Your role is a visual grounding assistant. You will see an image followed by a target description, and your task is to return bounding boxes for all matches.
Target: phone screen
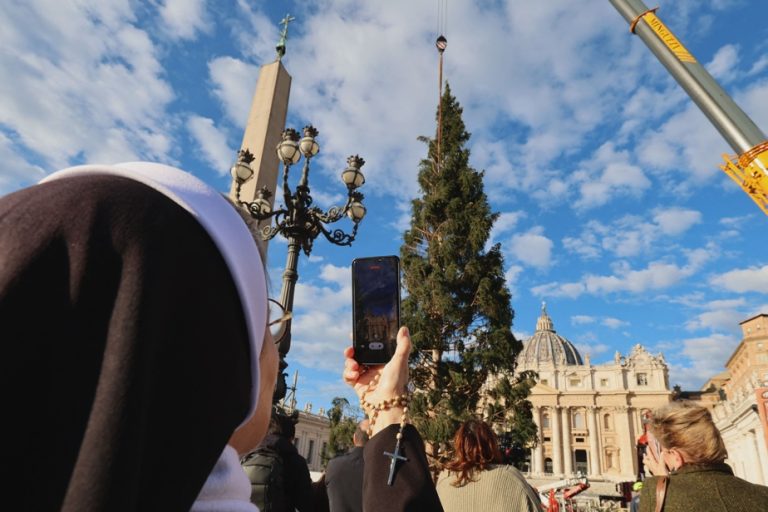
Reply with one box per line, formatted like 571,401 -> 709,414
352,256 -> 400,365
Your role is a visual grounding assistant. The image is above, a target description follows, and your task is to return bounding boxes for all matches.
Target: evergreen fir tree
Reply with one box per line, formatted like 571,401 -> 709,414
400,83 -> 536,467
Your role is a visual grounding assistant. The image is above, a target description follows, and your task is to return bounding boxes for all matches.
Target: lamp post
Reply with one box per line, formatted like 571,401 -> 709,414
231,125 -> 366,402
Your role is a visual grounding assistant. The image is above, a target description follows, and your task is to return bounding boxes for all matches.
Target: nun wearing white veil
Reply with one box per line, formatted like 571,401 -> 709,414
0,163 -> 278,511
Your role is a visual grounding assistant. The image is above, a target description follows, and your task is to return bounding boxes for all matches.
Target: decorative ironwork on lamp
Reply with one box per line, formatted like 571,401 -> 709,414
231,124 -> 366,402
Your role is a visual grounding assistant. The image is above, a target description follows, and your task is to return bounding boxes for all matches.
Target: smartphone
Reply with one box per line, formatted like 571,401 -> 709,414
352,256 -> 401,365
647,431 -> 663,459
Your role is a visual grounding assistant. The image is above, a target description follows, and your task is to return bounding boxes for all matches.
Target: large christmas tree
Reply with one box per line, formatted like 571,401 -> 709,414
400,84 -> 536,467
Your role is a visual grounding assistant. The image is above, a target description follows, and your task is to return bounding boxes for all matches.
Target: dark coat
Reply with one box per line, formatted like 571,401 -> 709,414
326,447 -> 365,512
259,433 -> 315,512
639,462 -> 768,512
362,424 -> 443,512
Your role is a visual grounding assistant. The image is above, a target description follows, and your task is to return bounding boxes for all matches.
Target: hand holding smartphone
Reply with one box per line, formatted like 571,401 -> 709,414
644,432 -> 669,476
352,256 -> 401,365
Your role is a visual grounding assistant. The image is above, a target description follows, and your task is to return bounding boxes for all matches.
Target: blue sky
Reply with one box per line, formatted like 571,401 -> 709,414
2,0 -> 767,413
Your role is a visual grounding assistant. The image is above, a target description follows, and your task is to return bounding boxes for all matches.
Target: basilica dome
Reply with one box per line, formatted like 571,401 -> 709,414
517,304 -> 583,367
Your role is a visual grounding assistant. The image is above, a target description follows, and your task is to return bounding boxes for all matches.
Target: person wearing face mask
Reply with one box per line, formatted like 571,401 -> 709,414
1,163 -> 279,511
640,401 -> 768,512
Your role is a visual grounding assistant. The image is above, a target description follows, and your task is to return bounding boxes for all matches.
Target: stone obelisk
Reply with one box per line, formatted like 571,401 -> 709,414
229,14 -> 294,208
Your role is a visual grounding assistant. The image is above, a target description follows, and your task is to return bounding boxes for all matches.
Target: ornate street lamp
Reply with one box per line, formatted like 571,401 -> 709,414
232,125 -> 366,401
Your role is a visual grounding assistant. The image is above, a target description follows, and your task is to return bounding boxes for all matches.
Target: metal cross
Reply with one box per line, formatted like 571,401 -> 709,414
275,13 -> 295,60
279,13 -> 295,38
383,440 -> 408,486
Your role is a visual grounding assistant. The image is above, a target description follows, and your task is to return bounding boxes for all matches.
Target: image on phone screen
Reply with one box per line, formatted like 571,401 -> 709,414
352,256 -> 400,365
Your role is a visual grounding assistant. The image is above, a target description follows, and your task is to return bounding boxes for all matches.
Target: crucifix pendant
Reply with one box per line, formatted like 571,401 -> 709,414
384,440 -> 408,486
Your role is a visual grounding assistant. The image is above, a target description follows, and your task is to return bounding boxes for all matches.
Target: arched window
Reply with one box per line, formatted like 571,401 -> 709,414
542,413 -> 550,429
604,413 -> 612,430
573,411 -> 585,429
544,457 -> 553,474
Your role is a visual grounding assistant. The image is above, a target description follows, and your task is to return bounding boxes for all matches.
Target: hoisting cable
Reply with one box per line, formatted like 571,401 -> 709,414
435,0 -> 447,173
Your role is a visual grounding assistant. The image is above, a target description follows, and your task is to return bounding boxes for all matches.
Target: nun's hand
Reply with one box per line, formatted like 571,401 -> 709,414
343,326 -> 411,435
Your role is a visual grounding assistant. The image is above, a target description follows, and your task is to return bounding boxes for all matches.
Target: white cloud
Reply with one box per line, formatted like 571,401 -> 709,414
562,207 -> 702,261
289,264 -> 353,371
685,308 -> 744,333
318,264 -> 351,289
705,44 -> 739,82
504,265 -> 524,297
736,79 -> 768,137
710,265 -> 768,293
572,142 -> 651,210
293,266 -> 351,313
669,333 -> 740,388
0,0 -> 175,177
487,210 -> 526,250
0,131 -> 47,194
289,311 -> 352,372
576,343 -> 610,358
507,226 -> 553,268
305,188 -> 345,210
158,0 -> 211,41
602,317 -> 629,329
571,315 -> 595,325
495,211 -> 526,236
187,116 -> 233,174
231,1 -> 281,64
652,208 -> 702,235
514,329 -> 532,342
747,55 -> 768,76
533,247 -> 714,299
255,0 -> 652,209
208,56 -> 261,129
636,104 -> 725,184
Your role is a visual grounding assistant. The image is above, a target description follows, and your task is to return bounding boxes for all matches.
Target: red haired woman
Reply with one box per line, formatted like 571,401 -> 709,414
436,420 -> 541,512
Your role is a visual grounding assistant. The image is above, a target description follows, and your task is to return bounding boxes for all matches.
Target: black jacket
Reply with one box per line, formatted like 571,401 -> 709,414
258,434 -> 315,512
363,425 -> 443,512
326,447 -> 365,512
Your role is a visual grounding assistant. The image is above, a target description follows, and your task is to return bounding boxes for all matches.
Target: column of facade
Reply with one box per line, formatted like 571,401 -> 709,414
756,426 -> 768,486
748,430 -> 766,485
616,406 -> 634,478
587,406 -> 601,477
734,434 -> 747,479
551,406 -> 563,476
561,406 -> 573,475
532,406 -> 544,475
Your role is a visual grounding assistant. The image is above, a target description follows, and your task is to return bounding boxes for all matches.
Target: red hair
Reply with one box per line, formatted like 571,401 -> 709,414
444,419 -> 503,486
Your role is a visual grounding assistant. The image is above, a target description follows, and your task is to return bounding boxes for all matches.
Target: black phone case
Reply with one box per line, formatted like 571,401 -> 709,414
352,255 -> 400,365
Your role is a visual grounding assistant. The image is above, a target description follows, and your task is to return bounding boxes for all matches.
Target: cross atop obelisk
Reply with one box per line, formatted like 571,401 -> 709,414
275,13 -> 295,61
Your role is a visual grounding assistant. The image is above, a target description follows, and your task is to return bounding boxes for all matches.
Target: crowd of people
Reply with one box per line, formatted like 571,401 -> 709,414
3,164 -> 768,511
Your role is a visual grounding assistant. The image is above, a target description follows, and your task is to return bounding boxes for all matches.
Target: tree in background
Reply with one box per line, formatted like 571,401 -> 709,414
324,397 -> 360,465
400,83 -> 536,468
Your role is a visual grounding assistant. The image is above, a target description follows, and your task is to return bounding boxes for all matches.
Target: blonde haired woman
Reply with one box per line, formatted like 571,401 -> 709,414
640,401 -> 768,512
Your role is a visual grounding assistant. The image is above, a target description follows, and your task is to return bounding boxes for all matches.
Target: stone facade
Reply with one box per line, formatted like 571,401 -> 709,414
290,404 -> 331,473
513,305 -> 671,483
708,313 -> 768,485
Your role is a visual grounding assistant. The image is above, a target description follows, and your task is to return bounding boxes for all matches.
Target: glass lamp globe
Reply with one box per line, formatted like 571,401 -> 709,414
299,136 -> 319,158
230,160 -> 254,183
348,201 -> 366,222
277,139 -> 301,165
341,167 -> 365,189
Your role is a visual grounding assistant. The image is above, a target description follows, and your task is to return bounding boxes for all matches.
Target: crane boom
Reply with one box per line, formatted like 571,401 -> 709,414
609,0 -> 768,216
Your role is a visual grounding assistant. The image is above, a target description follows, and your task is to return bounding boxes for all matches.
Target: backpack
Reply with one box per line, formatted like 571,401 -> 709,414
241,446 -> 286,512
